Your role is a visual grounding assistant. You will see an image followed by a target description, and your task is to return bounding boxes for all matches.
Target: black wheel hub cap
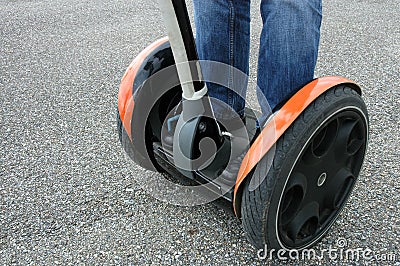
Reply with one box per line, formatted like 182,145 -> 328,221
278,110 -> 367,248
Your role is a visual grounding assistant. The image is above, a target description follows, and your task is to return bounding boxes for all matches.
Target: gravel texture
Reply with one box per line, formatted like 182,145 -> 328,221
1,0 -> 399,265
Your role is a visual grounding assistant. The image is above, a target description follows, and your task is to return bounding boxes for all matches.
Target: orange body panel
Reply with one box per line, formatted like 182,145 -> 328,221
233,76 -> 360,216
118,37 -> 169,139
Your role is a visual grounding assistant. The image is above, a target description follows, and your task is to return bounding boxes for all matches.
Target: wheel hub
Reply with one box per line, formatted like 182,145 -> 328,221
278,109 -> 367,248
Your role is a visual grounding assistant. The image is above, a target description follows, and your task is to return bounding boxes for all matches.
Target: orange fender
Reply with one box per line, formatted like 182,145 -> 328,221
118,37 -> 169,140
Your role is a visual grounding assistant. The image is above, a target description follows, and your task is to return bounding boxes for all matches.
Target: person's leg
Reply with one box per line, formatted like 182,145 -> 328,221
193,0 -> 251,121
257,0 -> 322,122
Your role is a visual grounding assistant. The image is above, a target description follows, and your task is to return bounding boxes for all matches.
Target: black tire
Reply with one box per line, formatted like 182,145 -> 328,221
241,85 -> 369,250
116,85 -> 182,172
117,109 -> 136,162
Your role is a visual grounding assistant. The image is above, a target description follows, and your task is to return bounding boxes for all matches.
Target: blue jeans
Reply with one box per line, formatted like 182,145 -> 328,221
193,0 -> 322,123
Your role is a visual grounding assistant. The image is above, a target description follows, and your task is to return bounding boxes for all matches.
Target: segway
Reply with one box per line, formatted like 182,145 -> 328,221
117,0 -> 369,250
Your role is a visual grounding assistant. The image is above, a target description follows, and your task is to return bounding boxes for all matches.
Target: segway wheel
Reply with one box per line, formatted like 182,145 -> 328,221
241,85 -> 368,250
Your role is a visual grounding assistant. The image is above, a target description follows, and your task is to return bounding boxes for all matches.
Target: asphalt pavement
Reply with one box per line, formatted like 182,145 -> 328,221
1,0 -> 399,265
